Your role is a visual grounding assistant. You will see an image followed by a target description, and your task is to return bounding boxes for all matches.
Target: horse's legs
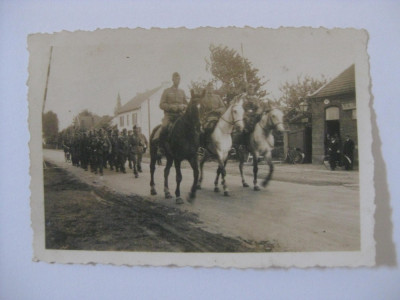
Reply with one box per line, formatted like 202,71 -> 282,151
174,160 -> 184,204
214,166 -> 221,193
253,153 -> 260,191
197,155 -> 206,190
188,157 -> 199,201
220,159 -> 229,196
238,150 -> 249,187
163,157 -> 173,199
132,153 -> 139,178
262,153 -> 274,188
150,149 -> 157,195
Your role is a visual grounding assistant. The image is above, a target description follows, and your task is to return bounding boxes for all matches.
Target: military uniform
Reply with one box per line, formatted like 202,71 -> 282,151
157,73 -> 187,157
110,130 -> 119,171
133,128 -> 148,173
200,93 -> 226,132
117,130 -> 129,173
159,86 -> 188,127
128,132 -> 139,177
79,132 -> 89,171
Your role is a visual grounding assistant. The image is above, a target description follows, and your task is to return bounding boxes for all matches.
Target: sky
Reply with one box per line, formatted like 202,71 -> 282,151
41,28 -> 362,130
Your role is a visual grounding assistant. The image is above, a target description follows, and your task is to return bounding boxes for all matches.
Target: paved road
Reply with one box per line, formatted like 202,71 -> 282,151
43,149 -> 360,252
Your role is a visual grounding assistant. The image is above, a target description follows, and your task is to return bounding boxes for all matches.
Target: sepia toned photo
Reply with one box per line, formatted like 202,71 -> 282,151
29,27 -> 375,268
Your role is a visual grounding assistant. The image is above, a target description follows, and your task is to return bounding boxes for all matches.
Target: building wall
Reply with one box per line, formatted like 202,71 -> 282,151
310,92 -> 358,164
140,96 -> 164,140
112,92 -> 164,140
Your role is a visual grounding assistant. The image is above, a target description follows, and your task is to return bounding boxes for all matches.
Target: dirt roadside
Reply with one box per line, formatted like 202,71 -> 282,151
44,162 -> 276,252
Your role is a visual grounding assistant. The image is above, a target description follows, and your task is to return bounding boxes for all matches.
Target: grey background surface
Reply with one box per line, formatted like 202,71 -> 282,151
0,0 -> 399,299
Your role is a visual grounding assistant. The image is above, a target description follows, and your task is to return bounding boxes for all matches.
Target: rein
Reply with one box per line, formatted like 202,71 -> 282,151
258,111 -> 283,132
219,104 -> 243,134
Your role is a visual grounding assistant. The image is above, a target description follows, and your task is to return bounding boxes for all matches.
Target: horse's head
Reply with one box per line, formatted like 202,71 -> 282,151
183,89 -> 205,129
189,89 -> 205,108
261,108 -> 285,132
229,97 -> 245,131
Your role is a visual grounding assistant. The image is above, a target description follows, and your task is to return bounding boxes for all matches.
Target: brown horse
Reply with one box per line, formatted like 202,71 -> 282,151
149,90 -> 203,204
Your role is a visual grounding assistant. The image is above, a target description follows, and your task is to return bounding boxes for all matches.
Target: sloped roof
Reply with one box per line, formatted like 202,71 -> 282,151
309,64 -> 355,98
117,85 -> 163,114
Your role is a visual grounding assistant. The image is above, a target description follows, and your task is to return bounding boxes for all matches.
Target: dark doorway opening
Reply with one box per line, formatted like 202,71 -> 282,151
325,120 -> 340,152
304,126 -> 312,163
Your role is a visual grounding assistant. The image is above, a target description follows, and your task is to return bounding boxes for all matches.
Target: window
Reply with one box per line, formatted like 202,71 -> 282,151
126,114 -> 129,126
120,116 -> 124,127
325,106 -> 339,120
132,113 -> 137,125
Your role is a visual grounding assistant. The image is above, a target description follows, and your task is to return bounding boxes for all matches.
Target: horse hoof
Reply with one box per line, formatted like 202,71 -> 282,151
165,192 -> 173,199
151,189 -> 157,196
243,182 -> 249,188
187,193 -> 196,203
214,187 -> 220,193
196,184 -> 201,190
254,185 -> 260,191
135,174 -> 139,178
176,197 -> 184,205
261,181 -> 269,188
223,191 -> 229,196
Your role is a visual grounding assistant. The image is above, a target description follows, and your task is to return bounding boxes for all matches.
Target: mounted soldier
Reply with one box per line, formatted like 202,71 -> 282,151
198,82 -> 226,155
234,84 -> 266,151
156,72 -> 188,157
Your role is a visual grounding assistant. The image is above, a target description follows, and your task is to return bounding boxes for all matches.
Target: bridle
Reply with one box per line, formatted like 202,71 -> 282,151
258,110 -> 283,132
219,104 -> 244,127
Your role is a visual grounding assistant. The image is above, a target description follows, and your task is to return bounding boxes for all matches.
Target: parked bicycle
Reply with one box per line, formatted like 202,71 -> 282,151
286,147 -> 304,164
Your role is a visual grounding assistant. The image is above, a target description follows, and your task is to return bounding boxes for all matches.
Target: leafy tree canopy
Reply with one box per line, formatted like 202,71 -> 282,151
42,110 -> 59,139
276,75 -> 327,117
190,44 -> 268,104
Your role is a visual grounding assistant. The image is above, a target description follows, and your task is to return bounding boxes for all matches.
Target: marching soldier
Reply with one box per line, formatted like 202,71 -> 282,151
93,128 -> 110,176
106,129 -> 115,170
128,127 -> 140,178
101,128 -> 111,170
133,125 -> 148,173
88,130 -> 97,173
111,129 -> 119,171
128,130 -> 134,170
79,131 -> 89,171
117,128 -> 129,173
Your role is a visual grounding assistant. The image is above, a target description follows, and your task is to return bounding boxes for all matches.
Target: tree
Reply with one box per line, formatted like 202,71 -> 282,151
94,115 -> 113,130
276,75 -> 327,114
42,110 -> 59,144
190,44 -> 268,103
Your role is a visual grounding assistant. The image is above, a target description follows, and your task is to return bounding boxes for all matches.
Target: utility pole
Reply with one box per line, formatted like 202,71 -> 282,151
42,46 -> 53,114
241,43 -> 248,93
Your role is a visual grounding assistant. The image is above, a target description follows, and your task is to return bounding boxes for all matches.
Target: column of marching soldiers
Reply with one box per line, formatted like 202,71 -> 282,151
63,126 -> 148,177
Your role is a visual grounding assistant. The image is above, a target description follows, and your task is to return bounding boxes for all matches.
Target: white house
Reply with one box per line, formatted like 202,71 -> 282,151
112,84 -> 167,140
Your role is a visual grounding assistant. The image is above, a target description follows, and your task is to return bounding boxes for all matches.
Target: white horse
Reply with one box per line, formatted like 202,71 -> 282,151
238,108 -> 285,190
197,96 -> 245,196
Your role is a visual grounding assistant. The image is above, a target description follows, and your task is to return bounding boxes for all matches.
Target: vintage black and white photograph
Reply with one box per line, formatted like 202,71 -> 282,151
29,27 -> 374,267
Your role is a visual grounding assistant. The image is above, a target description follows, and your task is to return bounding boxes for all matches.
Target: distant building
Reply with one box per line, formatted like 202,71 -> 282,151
307,64 -> 357,164
73,114 -> 101,131
112,83 -> 167,139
